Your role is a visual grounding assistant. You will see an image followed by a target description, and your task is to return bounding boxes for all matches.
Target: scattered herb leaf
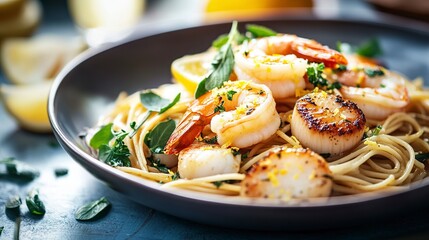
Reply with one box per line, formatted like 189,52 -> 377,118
144,119 -> 176,154
90,123 -> 114,149
364,125 -> 383,139
337,38 -> 382,58
54,168 -> 68,177
1,158 -> 40,180
75,197 -> 111,221
226,90 -> 237,101
140,91 -> 181,114
246,24 -> 277,38
212,34 -> 229,49
364,68 -> 384,77
6,195 -> 22,209
26,189 -> 45,215
214,101 -> 225,113
148,158 -> 169,174
171,172 -> 180,181
327,81 -> 342,90
307,63 -> 328,88
203,136 -> 217,144
195,21 -> 238,98
213,181 -> 223,188
416,153 -> 429,163
98,139 -> 131,167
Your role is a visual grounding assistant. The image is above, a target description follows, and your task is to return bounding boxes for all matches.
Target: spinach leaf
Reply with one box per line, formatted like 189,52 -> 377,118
26,189 -> 45,215
246,24 -> 277,38
6,195 -> 22,209
90,123 -> 114,149
54,168 -> 68,177
195,21 -> 238,98
1,158 -> 40,180
140,91 -> 181,114
75,197 -> 111,221
144,119 -> 176,154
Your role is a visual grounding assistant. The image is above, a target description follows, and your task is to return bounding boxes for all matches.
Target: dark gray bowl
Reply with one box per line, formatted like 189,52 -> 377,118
49,18 -> 429,230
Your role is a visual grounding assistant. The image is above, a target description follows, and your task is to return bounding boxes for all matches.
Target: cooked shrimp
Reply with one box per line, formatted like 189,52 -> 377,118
164,80 -> 280,154
327,54 -> 410,120
178,143 -> 241,179
241,147 -> 332,200
234,34 -> 347,98
291,91 -> 366,156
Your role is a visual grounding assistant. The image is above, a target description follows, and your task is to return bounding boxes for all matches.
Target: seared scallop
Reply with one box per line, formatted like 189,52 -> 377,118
240,147 -> 332,200
291,91 -> 366,156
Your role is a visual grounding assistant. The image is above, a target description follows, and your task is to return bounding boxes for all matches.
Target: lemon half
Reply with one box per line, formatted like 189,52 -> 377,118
0,81 -> 52,132
1,35 -> 86,84
171,50 -> 215,94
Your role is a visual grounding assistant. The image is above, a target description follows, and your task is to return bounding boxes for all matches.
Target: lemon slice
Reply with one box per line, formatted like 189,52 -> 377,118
0,0 -> 41,38
171,50 -> 215,94
0,81 -> 52,133
1,35 -> 86,84
0,0 -> 25,19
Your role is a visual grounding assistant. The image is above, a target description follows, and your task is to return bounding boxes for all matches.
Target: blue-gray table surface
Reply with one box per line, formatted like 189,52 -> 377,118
2,0 -> 429,239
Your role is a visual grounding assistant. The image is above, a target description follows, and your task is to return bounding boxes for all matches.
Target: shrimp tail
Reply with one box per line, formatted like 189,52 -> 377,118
164,92 -> 216,154
291,38 -> 348,68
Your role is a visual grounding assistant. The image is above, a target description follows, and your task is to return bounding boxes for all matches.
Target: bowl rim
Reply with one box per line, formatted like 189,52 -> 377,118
48,17 -> 429,210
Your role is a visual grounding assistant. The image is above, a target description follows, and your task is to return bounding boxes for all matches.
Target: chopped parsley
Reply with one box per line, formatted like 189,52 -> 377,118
203,136 -> 218,144
364,68 -> 385,77
307,63 -> 341,90
226,90 -> 237,101
214,101 -> 225,113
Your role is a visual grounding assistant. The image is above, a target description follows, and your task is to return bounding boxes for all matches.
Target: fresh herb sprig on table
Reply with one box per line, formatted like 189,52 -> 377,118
0,157 -> 40,181
26,189 -> 46,215
75,197 -> 111,221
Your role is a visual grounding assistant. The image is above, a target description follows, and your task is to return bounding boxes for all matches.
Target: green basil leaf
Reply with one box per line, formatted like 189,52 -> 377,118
75,197 -> 111,221
195,78 -> 208,99
246,24 -> 277,38
90,123 -> 114,149
6,195 -> 22,209
356,38 -> 382,57
140,91 -> 181,113
195,21 -> 237,98
337,39 -> 382,58
26,189 -> 45,215
212,34 -> 229,49
98,144 -> 131,167
54,168 -> 68,177
4,160 -> 40,180
144,119 -> 176,154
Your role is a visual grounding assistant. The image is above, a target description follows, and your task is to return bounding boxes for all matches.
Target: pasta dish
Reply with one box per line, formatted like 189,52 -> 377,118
85,22 -> 429,201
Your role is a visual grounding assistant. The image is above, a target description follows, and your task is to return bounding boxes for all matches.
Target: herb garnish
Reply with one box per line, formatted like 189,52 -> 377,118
214,101 -> 225,113
364,68 -> 385,77
364,125 -> 383,139
306,63 -> 342,90
416,153 -> 429,163
0,158 -> 40,181
26,189 -> 45,215
75,197 -> 111,221
144,119 -> 176,154
337,38 -> 382,58
140,91 -> 181,114
203,136 -> 217,144
54,168 -> 68,177
6,195 -> 22,209
226,90 -> 237,101
195,21 -> 238,98
172,172 -> 180,181
98,130 -> 131,167
148,158 -> 169,174
245,24 -> 277,38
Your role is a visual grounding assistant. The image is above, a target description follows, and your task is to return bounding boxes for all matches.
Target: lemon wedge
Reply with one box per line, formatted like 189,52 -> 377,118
171,50 -> 215,94
0,0 -> 41,38
0,81 -> 52,133
1,35 -> 86,84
